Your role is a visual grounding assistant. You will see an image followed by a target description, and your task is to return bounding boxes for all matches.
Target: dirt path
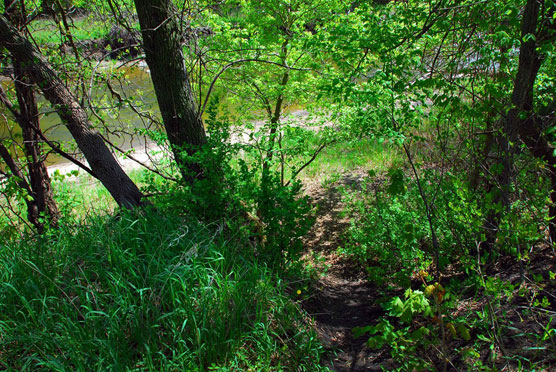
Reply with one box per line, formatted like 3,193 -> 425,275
301,172 -> 391,371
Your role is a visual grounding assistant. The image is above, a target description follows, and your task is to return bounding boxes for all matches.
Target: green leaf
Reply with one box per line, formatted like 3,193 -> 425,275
457,324 -> 471,341
523,33 -> 536,43
387,167 -> 405,195
390,297 -> 404,313
353,325 -> 373,338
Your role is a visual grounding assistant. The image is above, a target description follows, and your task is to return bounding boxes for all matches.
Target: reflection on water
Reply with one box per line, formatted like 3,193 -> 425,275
0,65 -> 159,166
1,64 -> 304,168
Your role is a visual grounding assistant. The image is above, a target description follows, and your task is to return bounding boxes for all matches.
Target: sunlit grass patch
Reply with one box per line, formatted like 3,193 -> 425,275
300,137 -> 402,182
28,15 -> 112,45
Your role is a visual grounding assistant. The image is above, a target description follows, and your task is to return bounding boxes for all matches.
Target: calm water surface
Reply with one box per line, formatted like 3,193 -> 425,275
0,66 -> 158,166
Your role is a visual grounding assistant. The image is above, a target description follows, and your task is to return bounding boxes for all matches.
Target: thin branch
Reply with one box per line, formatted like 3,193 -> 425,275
285,140 -> 331,187
101,134 -> 178,182
200,58 -> 310,116
32,127 -> 96,177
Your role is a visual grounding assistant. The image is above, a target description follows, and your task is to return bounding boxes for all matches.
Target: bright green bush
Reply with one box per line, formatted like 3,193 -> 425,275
339,168 -> 482,286
144,108 -> 314,270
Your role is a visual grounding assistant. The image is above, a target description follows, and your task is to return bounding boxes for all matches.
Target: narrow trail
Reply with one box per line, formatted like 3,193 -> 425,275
301,172 -> 391,371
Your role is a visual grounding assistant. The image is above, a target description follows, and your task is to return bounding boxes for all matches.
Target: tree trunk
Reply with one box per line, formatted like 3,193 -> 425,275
264,40 -> 290,172
0,70 -> 58,232
500,0 -> 556,242
479,0 -> 556,252
133,0 -> 207,181
14,64 -> 60,229
509,0 -> 556,242
0,141 -> 40,229
0,14 -> 144,208
1,0 -> 60,230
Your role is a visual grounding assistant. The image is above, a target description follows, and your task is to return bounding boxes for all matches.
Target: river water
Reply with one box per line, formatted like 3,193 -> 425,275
0,65 -> 159,167
1,64 -> 305,169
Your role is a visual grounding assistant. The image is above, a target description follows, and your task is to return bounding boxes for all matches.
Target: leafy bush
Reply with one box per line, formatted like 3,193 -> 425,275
355,289 -> 435,371
355,280 -> 473,371
146,108 -> 314,270
340,167 -> 482,286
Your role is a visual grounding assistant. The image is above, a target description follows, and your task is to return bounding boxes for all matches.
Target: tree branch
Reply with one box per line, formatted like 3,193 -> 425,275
200,58 -> 310,116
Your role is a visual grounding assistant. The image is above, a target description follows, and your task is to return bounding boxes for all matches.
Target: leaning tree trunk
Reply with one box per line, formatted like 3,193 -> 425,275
133,0 -> 207,181
0,14 -> 144,208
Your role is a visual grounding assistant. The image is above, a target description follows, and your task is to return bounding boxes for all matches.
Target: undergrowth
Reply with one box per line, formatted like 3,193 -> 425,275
0,117 -> 327,371
0,206 -> 325,371
339,162 -> 556,371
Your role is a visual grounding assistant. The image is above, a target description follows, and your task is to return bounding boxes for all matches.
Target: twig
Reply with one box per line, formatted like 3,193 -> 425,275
285,141 -> 331,187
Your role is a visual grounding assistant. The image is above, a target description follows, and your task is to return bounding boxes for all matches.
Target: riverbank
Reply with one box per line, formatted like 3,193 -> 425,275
46,108 -> 321,177
46,141 -> 165,177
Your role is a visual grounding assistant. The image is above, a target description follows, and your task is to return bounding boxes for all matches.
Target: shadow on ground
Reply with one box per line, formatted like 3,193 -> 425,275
301,172 -> 392,372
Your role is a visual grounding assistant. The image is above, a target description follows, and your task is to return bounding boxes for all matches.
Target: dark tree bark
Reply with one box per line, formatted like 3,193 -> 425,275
133,0 -> 207,180
17,70 -> 61,228
508,0 -> 556,242
0,14 -> 144,208
0,141 -> 41,229
483,0 -> 556,250
0,76 -> 60,230
0,0 -> 60,231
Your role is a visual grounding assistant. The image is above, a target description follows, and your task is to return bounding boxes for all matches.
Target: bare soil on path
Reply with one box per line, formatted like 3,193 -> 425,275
301,172 -> 393,372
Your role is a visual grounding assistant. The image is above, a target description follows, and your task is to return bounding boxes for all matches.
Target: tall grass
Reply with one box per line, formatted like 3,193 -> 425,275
297,136 -> 402,185
0,208 -> 325,371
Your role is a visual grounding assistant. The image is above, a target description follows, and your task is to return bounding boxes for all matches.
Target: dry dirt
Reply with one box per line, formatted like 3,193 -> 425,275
301,171 -> 393,371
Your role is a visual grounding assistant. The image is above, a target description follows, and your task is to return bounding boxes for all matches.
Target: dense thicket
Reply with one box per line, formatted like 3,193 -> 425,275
0,0 -> 555,370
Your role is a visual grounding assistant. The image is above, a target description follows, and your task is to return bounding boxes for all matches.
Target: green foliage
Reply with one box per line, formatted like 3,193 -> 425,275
340,168 -> 483,286
357,318 -> 433,371
2,0 -> 555,370
324,0 -> 555,260
387,289 -> 433,324
0,208 -> 325,371
354,289 -> 435,371
256,168 -> 313,267
355,280 -> 478,371
340,176 -> 427,286
146,106 -> 314,270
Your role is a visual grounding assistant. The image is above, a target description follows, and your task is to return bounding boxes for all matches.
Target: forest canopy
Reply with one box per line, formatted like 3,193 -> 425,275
0,0 -> 555,370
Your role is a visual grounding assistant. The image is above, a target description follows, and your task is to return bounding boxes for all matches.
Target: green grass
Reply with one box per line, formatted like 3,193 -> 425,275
299,137 -> 402,181
28,16 -> 111,45
233,125 -> 401,186
0,207 -> 326,371
49,167 -> 167,221
49,170 -> 119,219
